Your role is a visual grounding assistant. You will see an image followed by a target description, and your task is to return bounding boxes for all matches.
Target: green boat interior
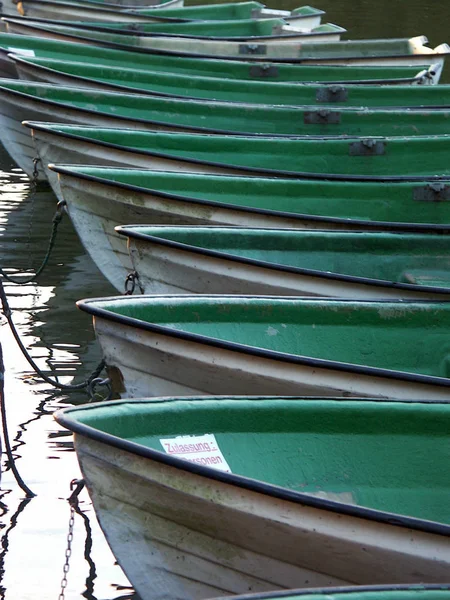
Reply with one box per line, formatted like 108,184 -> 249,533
62,397 -> 450,526
122,227 -> 450,288
78,297 -> 450,380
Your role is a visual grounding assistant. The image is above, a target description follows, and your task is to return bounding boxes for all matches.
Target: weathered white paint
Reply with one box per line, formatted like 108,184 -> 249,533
74,434 -> 450,600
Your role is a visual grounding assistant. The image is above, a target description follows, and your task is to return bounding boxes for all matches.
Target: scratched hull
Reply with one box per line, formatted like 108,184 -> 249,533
54,397 -> 450,600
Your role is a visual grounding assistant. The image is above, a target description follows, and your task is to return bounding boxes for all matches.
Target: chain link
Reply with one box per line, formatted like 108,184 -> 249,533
124,271 -> 141,295
24,158 -> 41,272
58,479 -> 85,600
58,508 -> 75,600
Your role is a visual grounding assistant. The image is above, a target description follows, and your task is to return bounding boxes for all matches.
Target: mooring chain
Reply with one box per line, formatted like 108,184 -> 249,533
0,275 -> 109,395
58,479 -> 86,600
0,199 -> 67,285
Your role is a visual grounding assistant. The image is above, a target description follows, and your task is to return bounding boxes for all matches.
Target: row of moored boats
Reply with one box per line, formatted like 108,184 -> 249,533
0,0 -> 449,598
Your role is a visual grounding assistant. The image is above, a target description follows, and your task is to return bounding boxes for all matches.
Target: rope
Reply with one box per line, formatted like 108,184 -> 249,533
0,338 -> 35,497
0,277 -> 106,393
0,200 -> 66,285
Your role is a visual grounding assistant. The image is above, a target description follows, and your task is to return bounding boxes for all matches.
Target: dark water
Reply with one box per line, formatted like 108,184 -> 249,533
0,1 -> 448,598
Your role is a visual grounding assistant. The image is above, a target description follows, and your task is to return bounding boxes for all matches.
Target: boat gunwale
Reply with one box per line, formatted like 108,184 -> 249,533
48,163 -> 450,232
55,395 -> 450,536
76,294 -> 450,389
13,56 -> 448,107
115,225 -> 450,295
4,20 -> 449,62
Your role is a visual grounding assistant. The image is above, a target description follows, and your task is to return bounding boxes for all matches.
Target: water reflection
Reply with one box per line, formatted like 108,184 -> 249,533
0,152 -> 133,598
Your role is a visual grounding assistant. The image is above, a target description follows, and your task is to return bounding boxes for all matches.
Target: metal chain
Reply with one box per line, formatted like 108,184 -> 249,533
58,479 -> 85,600
58,507 -> 75,600
0,276 -> 107,392
24,158 -> 41,272
0,200 -> 66,284
124,271 -> 142,295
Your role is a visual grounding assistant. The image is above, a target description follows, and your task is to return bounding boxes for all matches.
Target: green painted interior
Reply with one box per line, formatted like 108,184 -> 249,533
88,297 -> 450,379
59,17 -> 290,36
54,163 -> 450,224
124,227 -> 450,285
5,80 -> 450,136
0,34 -> 428,82
19,56 -> 450,106
68,397 -> 450,524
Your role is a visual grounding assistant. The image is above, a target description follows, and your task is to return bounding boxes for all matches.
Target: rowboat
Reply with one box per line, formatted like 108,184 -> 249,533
26,125 -> 450,190
2,12 -> 338,39
3,17 -> 347,46
14,1 -> 191,23
0,34 -> 440,84
15,1 -> 323,26
76,295 -> 450,400
3,18 -> 448,66
4,81 -> 450,179
54,396 -> 450,599
199,588 -> 450,600
14,56 -> 450,106
17,0 -> 183,12
115,225 -> 450,299
49,165 -> 450,290
38,18 -> 345,42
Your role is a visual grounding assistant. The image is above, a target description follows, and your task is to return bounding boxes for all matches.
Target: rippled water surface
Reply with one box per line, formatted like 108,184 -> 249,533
0,0 -> 448,598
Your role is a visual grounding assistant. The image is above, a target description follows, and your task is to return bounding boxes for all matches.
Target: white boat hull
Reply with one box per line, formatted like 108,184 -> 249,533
74,433 -> 450,600
90,303 -> 450,401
